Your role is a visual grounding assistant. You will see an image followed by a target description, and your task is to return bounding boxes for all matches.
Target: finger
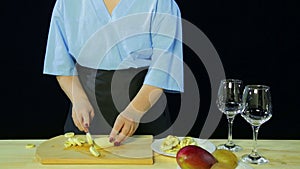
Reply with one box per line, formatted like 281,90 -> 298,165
82,111 -> 90,132
109,116 -> 123,142
73,118 -> 82,131
90,110 -> 95,119
115,123 -> 131,145
114,133 -> 129,146
72,111 -> 84,131
74,109 -> 86,132
79,117 -> 88,132
128,122 -> 138,137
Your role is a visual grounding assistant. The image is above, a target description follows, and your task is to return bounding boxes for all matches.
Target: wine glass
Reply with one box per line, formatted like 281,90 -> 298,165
216,79 -> 244,152
241,85 -> 272,164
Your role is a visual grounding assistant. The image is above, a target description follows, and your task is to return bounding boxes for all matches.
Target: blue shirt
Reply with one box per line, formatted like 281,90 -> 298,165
43,0 -> 183,93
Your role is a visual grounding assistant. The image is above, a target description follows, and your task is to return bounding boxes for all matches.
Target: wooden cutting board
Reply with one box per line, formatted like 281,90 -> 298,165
35,135 -> 153,165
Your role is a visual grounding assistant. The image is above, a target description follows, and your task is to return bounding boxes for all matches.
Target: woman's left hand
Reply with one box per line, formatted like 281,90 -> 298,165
109,85 -> 163,145
109,112 -> 140,146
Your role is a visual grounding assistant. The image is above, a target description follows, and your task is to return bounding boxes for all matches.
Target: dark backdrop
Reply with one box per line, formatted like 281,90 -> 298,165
1,0 -> 299,139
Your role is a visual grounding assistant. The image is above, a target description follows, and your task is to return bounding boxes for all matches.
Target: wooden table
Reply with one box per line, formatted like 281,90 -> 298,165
0,139 -> 299,169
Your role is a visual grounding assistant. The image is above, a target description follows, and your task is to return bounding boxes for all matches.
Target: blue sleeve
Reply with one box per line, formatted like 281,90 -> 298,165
143,0 -> 184,93
43,0 -> 77,76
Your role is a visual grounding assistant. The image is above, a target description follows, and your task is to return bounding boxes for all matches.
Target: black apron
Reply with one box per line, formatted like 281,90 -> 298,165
64,64 -> 173,138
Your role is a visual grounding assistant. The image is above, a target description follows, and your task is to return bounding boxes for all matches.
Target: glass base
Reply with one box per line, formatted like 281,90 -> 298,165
241,154 -> 269,165
217,143 -> 243,152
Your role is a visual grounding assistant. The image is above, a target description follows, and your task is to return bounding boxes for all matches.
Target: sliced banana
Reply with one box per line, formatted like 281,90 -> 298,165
73,138 -> 83,146
160,143 -> 173,151
89,146 -> 101,157
77,137 -> 86,144
160,135 -> 180,151
179,136 -> 197,147
63,133 -> 101,158
168,135 -> 180,147
67,138 -> 76,146
25,144 -> 35,149
160,135 -> 198,154
64,132 -> 75,138
164,144 -> 181,154
64,142 -> 72,148
65,137 -> 84,147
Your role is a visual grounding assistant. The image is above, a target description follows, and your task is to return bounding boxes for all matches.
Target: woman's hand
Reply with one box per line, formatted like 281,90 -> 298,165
109,112 -> 140,146
72,98 -> 95,133
109,84 -> 163,145
56,75 -> 94,133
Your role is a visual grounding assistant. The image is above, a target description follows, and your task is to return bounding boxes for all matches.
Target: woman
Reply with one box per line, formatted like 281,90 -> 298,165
44,0 -> 183,145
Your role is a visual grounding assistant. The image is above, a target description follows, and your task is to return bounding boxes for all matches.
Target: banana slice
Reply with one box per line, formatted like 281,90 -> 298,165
66,137 -> 83,146
179,136 -> 197,148
25,144 -> 35,149
73,138 -> 83,146
168,135 -> 180,147
63,133 -> 101,158
64,142 -> 72,148
160,135 -> 180,151
164,144 -> 181,154
160,143 -> 173,151
89,146 -> 101,157
64,132 -> 75,138
160,135 -> 199,154
77,137 -> 86,144
67,138 -> 76,146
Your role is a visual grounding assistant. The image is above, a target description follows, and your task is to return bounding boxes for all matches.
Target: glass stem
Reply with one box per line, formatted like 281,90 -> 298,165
226,116 -> 235,146
250,125 -> 260,157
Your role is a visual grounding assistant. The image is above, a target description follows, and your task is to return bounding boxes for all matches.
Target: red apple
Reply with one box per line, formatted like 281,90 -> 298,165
176,145 -> 217,169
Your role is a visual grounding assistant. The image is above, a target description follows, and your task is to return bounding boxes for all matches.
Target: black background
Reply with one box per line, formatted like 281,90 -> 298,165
1,0 -> 299,139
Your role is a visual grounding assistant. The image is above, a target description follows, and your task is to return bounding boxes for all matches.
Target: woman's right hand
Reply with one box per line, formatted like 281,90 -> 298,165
56,75 -> 94,133
72,98 -> 95,133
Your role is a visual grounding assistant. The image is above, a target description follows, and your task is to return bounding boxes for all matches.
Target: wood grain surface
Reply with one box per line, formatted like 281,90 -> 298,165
1,139 -> 299,169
